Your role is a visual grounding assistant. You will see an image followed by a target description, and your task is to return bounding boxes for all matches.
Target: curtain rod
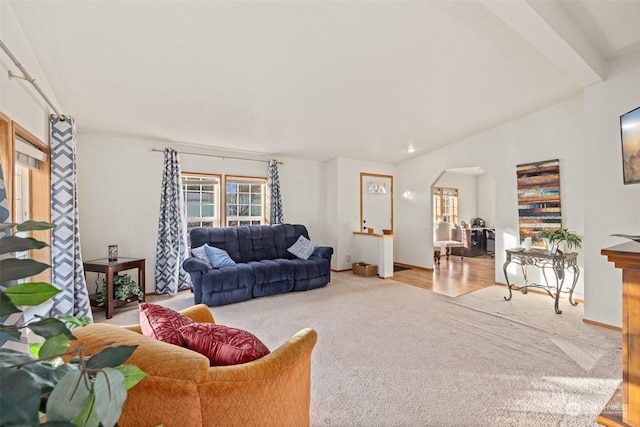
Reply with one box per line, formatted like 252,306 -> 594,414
0,39 -> 65,120
149,148 -> 283,165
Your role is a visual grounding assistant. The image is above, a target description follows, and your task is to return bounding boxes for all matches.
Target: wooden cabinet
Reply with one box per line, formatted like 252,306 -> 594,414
599,242 -> 640,427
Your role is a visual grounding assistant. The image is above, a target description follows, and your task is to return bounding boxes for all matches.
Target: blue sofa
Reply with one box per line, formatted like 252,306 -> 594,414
183,224 -> 333,306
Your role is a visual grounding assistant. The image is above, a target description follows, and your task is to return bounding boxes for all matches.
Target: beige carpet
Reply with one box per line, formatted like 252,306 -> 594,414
98,272 -> 622,427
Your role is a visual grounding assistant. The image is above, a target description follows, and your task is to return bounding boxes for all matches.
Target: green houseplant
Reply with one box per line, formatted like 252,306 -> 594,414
96,274 -> 144,307
537,228 -> 583,252
0,220 -> 146,426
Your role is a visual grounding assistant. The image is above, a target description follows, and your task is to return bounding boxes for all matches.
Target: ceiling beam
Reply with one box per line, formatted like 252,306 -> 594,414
480,0 -> 605,87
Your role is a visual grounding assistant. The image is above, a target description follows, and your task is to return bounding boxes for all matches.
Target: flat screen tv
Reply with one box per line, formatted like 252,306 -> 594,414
620,106 -> 640,185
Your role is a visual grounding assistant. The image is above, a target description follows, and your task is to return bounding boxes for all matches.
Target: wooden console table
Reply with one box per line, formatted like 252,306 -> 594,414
503,248 -> 579,314
599,242 -> 640,427
83,257 -> 146,319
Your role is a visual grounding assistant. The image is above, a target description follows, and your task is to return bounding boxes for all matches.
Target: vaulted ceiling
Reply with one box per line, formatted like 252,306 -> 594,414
6,1 -> 640,163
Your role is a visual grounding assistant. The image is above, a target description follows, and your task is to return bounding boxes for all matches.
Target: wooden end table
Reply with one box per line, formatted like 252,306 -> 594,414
83,257 -> 146,319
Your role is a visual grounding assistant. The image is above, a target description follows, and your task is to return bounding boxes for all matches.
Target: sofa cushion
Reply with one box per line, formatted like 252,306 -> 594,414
236,226 -> 279,262
191,244 -> 213,269
287,235 -> 318,260
178,323 -> 270,366
204,245 -> 237,268
139,303 -> 195,346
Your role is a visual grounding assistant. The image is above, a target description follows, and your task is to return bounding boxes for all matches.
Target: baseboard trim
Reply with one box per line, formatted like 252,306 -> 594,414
582,318 -> 622,332
393,262 -> 431,272
335,263 -> 433,273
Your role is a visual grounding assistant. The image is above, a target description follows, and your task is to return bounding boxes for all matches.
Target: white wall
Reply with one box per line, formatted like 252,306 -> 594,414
477,174 -> 496,227
583,54 -> 640,327
0,2 -> 56,141
395,96 -> 586,297
324,159 -> 339,269
76,133 -> 327,293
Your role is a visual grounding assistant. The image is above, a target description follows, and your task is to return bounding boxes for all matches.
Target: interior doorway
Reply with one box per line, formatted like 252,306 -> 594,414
430,166 -> 496,291
0,113 -> 51,282
391,166 -> 496,297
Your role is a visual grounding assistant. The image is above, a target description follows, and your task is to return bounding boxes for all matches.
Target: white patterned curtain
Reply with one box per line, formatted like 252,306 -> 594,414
155,148 -> 191,294
268,159 -> 283,225
50,115 -> 93,320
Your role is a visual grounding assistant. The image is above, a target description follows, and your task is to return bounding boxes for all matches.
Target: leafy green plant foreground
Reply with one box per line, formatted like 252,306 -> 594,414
0,220 -> 146,426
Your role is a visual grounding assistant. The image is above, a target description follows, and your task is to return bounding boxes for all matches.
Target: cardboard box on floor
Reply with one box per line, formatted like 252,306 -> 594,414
352,262 -> 378,277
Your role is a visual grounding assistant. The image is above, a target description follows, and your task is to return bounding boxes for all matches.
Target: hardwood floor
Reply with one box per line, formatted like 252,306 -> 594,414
391,254 -> 496,297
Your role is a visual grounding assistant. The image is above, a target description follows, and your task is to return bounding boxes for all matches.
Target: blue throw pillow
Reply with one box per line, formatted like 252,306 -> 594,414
204,245 -> 237,268
191,244 -> 213,269
287,235 -> 318,260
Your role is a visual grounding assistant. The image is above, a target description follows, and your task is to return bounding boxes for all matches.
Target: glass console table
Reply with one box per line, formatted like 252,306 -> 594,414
503,248 -> 579,314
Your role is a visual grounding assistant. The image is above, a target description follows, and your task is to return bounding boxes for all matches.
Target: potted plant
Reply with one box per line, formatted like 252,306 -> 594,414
0,220 -> 146,426
537,228 -> 583,253
96,273 -> 144,307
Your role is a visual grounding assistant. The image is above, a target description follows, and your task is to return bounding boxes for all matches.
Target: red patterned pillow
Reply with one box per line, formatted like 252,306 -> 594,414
178,323 -> 270,366
139,303 -> 195,346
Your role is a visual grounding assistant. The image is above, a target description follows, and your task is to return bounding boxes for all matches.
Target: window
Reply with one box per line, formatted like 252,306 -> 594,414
182,173 -> 221,232
225,176 -> 266,226
433,187 -> 458,225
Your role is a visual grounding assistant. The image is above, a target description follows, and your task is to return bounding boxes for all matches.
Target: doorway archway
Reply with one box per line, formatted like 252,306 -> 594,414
430,166 -> 495,294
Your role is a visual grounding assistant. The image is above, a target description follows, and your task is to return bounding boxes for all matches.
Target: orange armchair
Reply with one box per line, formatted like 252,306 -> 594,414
67,304 -> 317,427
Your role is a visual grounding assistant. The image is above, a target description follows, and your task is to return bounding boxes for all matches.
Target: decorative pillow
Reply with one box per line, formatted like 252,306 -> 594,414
287,235 -> 318,260
178,323 -> 270,366
191,244 -> 213,269
203,245 -> 236,268
139,303 -> 195,346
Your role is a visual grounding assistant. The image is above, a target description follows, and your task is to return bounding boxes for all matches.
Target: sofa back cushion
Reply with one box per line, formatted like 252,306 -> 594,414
190,224 -> 311,262
236,225 -> 279,262
191,226 -> 240,261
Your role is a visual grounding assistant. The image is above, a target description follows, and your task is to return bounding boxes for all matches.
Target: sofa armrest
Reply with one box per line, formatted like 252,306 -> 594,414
183,257 -> 209,274
199,328 -> 318,426
179,303 -> 216,324
312,246 -> 333,260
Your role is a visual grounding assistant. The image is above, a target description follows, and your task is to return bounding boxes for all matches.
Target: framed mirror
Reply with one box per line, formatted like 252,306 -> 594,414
360,173 -> 393,233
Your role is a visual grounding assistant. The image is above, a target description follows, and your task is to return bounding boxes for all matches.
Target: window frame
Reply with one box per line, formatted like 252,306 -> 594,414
433,186 -> 459,225
224,175 -> 267,227
181,172 -> 222,232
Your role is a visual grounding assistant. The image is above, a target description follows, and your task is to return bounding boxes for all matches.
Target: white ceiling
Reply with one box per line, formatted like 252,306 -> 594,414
6,1 -> 640,164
